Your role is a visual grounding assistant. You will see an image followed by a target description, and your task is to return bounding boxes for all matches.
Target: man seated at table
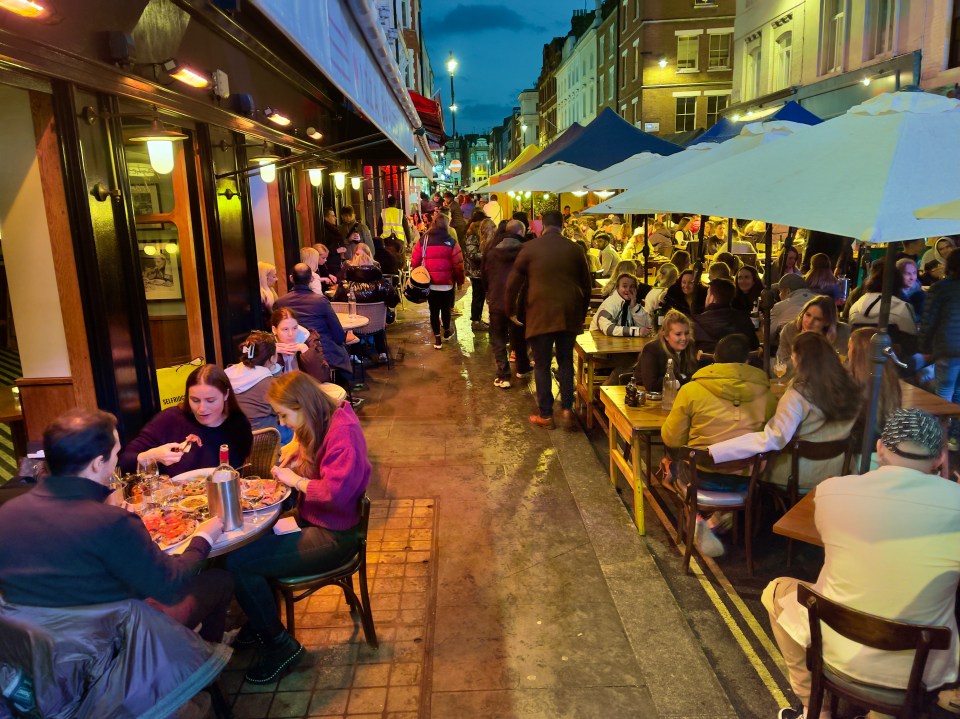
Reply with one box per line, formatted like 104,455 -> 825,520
661,333 -> 777,555
692,278 -> 759,355
0,409 -> 231,640
767,409 -> 960,719
593,232 -> 621,277
648,221 -> 674,258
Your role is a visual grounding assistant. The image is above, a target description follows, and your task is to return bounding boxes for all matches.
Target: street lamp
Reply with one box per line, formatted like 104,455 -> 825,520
447,51 -> 457,137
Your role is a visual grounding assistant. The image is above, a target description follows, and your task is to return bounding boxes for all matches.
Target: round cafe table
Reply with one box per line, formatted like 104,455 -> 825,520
337,313 -> 369,330
167,504 -> 283,558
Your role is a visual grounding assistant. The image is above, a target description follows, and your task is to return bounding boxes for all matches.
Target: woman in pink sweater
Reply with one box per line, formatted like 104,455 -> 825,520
225,371 -> 370,684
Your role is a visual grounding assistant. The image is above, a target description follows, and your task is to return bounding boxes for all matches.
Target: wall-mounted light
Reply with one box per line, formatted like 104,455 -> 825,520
165,243 -> 179,255
264,107 -> 291,126
862,76 -> 872,86
332,171 -> 347,191
572,190 -> 588,197
127,117 -> 188,175
247,147 -> 279,184
306,127 -> 323,141
521,123 -> 528,132
658,57 -> 668,69
351,176 -> 361,191
143,245 -> 157,256
308,168 -> 324,187
162,59 -> 210,89
594,190 -> 614,199
0,0 -> 47,18
732,114 -> 741,122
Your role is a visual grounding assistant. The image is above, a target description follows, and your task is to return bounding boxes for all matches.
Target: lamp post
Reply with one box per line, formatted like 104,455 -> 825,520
446,51 -> 458,137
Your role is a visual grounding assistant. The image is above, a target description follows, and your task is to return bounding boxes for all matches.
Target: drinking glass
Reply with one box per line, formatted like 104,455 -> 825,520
773,359 -> 788,386
242,478 -> 265,526
138,457 -> 159,480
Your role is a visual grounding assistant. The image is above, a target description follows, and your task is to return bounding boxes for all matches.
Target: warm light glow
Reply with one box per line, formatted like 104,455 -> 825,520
508,191 -> 516,198
332,171 -> 347,191
862,76 -> 872,86
572,190 -> 587,197
170,66 -> 209,88
351,176 -> 361,191
658,57 -> 668,69
594,190 -> 615,199
143,245 -> 157,256
308,168 -> 323,187
450,104 -> 458,113
258,161 -> 276,184
732,114 -> 741,122
146,141 -> 175,175
746,110 -> 754,118
165,243 -> 179,255
543,193 -> 549,199
0,0 -> 47,17
521,123 -> 528,132
524,191 -> 531,198
446,52 -> 458,74
306,127 -> 323,140
264,108 -> 291,126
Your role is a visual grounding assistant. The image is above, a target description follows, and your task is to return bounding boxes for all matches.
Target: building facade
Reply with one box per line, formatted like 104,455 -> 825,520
597,0 -> 620,113
517,90 -> 540,151
556,11 -> 600,133
536,37 -> 566,147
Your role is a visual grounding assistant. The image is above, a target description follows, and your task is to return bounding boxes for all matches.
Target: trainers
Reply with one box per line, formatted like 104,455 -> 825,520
695,516 -> 725,558
707,511 -> 734,535
443,329 -> 455,342
472,320 -> 489,331
433,335 -> 443,350
515,367 -> 534,378
529,415 -> 555,430
232,623 -> 263,648
494,378 -> 511,389
245,632 -> 304,684
777,709 -> 804,719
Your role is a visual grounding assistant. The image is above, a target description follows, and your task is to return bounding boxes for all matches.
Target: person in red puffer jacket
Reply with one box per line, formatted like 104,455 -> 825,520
412,213 -> 466,349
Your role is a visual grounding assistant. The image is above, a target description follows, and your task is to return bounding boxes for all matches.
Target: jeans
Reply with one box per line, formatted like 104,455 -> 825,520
148,568 -> 234,642
469,277 -> 486,322
935,357 -> 960,404
427,288 -> 454,337
489,311 -> 511,380
225,514 -> 360,639
528,331 -> 576,418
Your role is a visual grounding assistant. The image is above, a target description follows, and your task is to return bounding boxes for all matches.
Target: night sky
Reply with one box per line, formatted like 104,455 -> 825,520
420,0 -> 596,134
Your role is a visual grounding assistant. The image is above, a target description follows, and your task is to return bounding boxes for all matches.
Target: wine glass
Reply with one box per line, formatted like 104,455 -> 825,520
138,457 -> 159,481
160,476 -> 181,512
242,478 -> 265,526
773,359 -> 788,386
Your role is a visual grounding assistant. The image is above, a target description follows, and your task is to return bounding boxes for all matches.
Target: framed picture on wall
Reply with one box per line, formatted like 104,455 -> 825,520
139,241 -> 183,301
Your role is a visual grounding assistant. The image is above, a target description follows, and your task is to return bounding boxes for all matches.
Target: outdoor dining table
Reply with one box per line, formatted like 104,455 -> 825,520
337,313 -> 370,331
772,488 -> 820,547
575,331 -> 654,430
599,385 -> 670,535
167,503 -> 284,559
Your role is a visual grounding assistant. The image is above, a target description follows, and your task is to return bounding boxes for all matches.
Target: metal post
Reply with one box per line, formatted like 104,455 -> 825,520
859,242 -> 898,473
762,223 -> 774,374
643,215 -> 650,280
726,217 -> 733,252
449,73 -> 456,138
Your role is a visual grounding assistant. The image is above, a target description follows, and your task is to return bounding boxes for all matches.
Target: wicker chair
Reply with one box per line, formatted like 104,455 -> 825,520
244,427 -> 281,478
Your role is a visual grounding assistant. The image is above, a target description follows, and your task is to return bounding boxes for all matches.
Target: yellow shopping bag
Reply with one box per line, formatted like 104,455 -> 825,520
156,357 -> 203,410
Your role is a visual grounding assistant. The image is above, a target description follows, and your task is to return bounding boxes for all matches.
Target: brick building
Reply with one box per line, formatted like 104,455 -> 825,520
537,36 -> 566,147
597,0 -> 619,113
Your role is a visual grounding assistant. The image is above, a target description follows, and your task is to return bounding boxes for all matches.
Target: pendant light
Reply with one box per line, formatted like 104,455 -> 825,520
128,117 -> 187,175
332,172 -> 347,191
308,168 -> 324,187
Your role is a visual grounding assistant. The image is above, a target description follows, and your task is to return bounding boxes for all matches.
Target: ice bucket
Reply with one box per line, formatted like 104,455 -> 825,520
207,469 -> 243,531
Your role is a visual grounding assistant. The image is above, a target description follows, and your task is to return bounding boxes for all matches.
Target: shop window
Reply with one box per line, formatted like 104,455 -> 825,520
774,32 -> 792,90
675,96 -> 696,132
820,0 -> 845,74
865,0 -> 895,59
677,35 -> 700,71
708,33 -> 732,70
706,95 -> 729,127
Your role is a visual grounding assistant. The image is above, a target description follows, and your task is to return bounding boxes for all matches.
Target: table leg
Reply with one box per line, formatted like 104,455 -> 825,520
608,414 -> 618,489
585,359 -> 595,430
633,432 -> 645,536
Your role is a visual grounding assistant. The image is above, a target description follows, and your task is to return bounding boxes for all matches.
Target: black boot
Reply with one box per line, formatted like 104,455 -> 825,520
232,623 -> 262,648
244,631 -> 304,684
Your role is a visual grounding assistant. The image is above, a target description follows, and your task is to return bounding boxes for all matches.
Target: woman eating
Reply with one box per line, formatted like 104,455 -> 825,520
775,295 -> 839,376
120,364 -> 252,474
225,371 -> 370,684
660,268 -> 706,317
710,331 -> 860,490
633,309 -> 698,392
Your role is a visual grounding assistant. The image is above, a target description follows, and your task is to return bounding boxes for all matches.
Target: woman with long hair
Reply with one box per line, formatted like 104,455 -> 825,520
804,252 -> 842,301
464,217 -> 497,330
644,262 -> 679,316
732,265 -> 763,314
270,307 -> 332,385
846,327 -> 901,445
633,309 -> 698,391
299,247 -> 325,294
776,295 -> 839,375
670,250 -> 691,275
412,212 -> 465,349
258,262 -> 278,316
710,332 -> 861,490
661,269 -> 706,317
119,364 -> 253,474
601,260 -> 639,297
226,371 -> 370,683
776,245 -> 802,282
225,331 -> 293,444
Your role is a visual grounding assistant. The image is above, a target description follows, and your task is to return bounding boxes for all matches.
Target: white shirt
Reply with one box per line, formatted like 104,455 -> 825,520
483,200 -> 502,224
774,466 -> 960,690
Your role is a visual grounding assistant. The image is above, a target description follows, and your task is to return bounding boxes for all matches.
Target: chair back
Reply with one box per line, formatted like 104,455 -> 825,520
357,494 -> 371,545
798,583 -> 951,718
786,437 -> 853,503
330,301 -> 349,314
355,302 -> 387,335
246,427 -> 281,478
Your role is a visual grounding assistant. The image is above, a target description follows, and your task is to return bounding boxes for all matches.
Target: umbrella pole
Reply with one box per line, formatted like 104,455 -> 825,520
858,242 -> 898,473
762,223 -> 773,374
726,218 -> 733,252
643,215 -> 650,281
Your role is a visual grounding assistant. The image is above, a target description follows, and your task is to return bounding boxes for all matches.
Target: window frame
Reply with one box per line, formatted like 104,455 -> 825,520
774,31 -> 792,90
708,32 -> 732,70
677,34 -> 700,72
706,94 -> 729,127
675,96 -> 696,132
864,0 -> 896,60
820,0 -> 846,75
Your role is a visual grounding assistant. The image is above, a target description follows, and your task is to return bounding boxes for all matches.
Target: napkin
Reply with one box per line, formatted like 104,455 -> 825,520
273,517 -> 301,535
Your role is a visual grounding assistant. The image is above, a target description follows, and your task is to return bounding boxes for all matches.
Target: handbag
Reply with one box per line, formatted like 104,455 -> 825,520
403,237 -> 432,304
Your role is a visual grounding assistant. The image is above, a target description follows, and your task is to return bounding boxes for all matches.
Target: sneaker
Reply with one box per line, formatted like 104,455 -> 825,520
245,632 -> 304,684
515,367 -> 534,378
494,378 -> 511,389
349,397 -> 365,409
695,516 -> 725,558
529,414 -> 555,430
777,709 -> 804,719
707,511 -> 734,535
472,320 -> 489,331
443,329 -> 455,342
433,335 -> 443,350
232,623 -> 263,648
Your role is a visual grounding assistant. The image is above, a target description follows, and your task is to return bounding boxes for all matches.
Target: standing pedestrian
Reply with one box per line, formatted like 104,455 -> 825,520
506,210 -> 592,429
920,248 -> 960,450
443,192 -> 468,249
412,214 -> 465,349
482,220 -> 531,388
338,206 -> 375,264
464,212 -> 494,331
483,193 -> 503,224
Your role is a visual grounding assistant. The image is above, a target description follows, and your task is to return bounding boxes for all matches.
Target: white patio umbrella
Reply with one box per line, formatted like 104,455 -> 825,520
914,197 -> 960,220
557,152 -> 660,192
491,161 -> 594,194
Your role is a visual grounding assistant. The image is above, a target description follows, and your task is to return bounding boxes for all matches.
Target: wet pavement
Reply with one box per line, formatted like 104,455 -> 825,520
226,294 -> 785,718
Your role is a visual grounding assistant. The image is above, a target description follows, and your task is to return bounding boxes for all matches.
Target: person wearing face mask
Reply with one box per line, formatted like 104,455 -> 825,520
119,365 -> 253,474
226,331 -> 293,445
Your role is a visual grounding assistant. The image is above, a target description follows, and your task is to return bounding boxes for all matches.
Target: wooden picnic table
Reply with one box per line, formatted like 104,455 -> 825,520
901,381 -> 960,419
600,385 -> 671,535
575,331 -> 654,430
772,489 -> 821,547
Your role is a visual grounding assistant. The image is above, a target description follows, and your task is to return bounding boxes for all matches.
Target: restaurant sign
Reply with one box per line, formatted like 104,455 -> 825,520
251,0 -> 417,164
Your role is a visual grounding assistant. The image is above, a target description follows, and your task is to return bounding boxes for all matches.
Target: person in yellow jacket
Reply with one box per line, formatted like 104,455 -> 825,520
379,195 -> 411,247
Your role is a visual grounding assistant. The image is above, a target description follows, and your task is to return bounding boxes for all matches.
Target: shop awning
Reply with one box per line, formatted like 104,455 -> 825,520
408,91 -> 446,147
690,101 -> 822,146
489,144 -> 543,184
250,0 -> 432,176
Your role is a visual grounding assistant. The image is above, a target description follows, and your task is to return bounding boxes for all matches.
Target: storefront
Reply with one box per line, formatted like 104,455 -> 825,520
0,0 -> 429,443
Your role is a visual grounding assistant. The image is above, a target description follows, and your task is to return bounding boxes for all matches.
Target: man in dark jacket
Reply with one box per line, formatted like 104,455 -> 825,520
482,220 -> 531,387
320,207 -> 345,276
693,278 -> 760,354
920,249 -> 960,449
0,408 -> 231,640
506,210 -> 593,429
443,191 -> 468,248
274,264 -> 352,380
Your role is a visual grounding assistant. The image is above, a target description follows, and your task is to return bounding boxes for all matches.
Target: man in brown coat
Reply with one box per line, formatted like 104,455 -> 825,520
506,210 -> 593,429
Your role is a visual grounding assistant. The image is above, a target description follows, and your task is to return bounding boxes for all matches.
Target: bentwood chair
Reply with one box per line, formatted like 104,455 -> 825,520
672,447 -> 767,575
354,302 -> 393,369
798,583 -> 950,719
270,496 -> 377,648
244,428 -> 281,479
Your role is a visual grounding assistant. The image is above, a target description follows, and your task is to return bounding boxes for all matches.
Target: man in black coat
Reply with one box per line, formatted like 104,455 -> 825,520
482,219 -> 531,386
0,409 -> 231,640
693,278 -> 760,355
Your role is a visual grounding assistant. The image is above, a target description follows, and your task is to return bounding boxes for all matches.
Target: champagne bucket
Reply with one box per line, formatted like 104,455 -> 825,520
207,469 -> 243,531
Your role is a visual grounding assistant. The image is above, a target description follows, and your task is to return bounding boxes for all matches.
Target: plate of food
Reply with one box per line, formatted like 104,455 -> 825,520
141,510 -> 198,550
240,479 -> 290,512
178,495 -> 208,513
170,468 -> 213,496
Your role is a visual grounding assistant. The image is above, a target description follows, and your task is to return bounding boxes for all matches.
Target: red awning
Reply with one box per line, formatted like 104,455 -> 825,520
409,90 -> 446,147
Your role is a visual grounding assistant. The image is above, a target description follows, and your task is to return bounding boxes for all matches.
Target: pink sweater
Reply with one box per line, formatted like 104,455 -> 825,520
298,404 -> 371,531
